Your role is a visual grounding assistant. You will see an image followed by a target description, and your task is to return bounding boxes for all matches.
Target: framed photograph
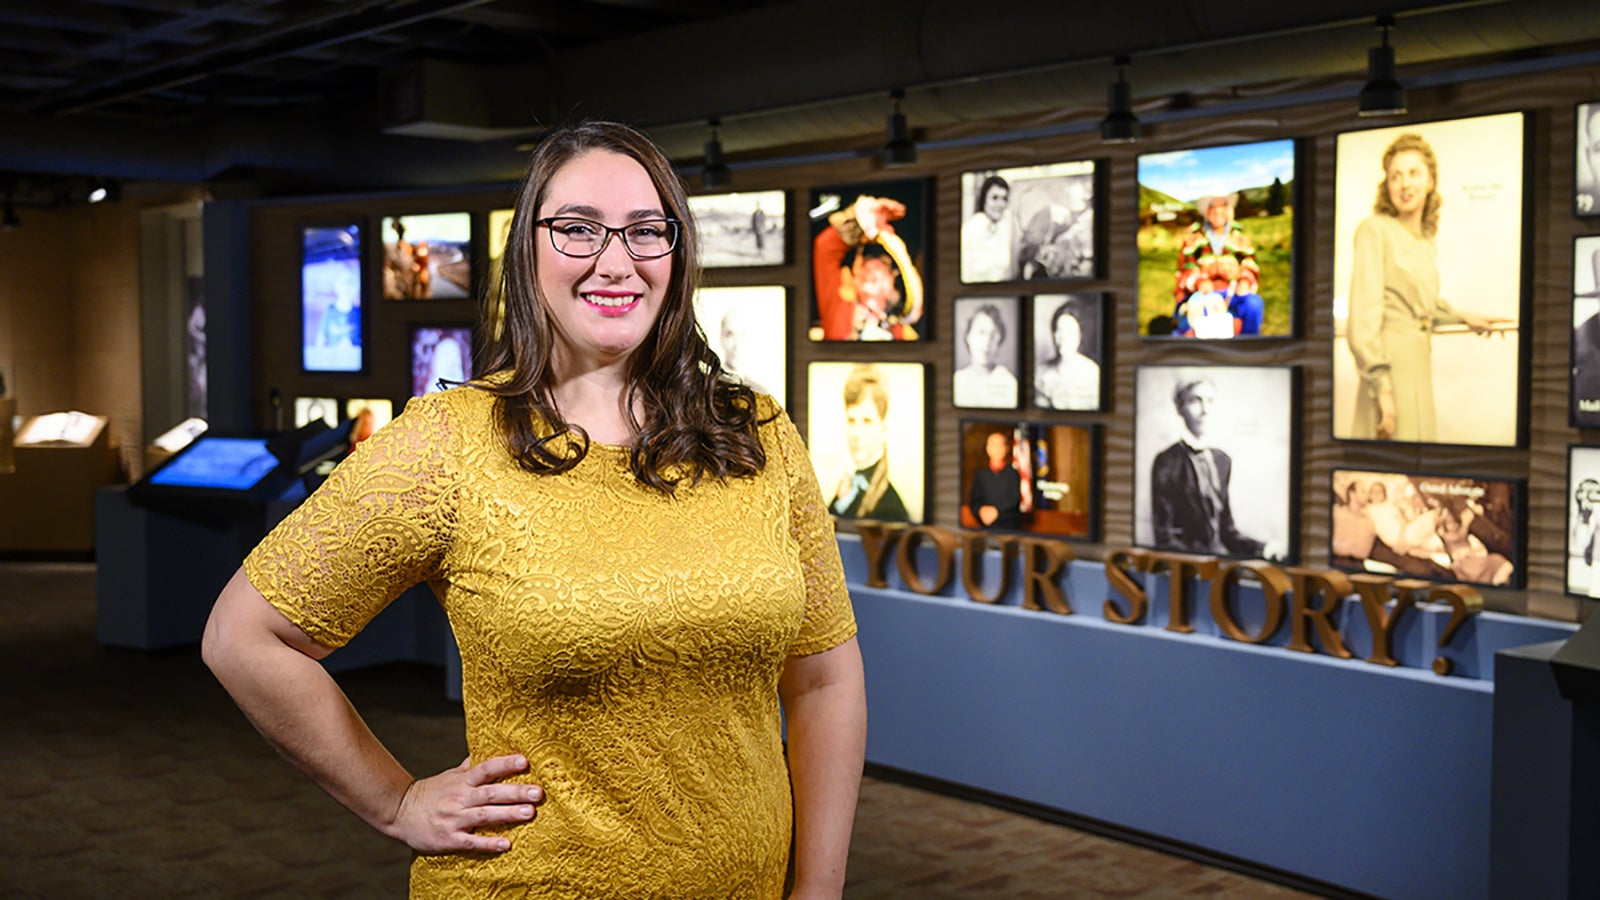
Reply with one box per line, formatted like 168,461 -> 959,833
1578,101 -> 1600,217
807,178 -> 929,342
294,396 -> 338,429
1568,446 -> 1600,597
1575,236 -> 1600,427
959,419 -> 1098,540
1136,139 -> 1297,338
959,160 -> 1096,284
1133,365 -> 1296,561
1333,468 -> 1521,588
300,224 -> 364,373
694,285 -> 788,402
381,212 -> 473,300
1030,293 -> 1105,412
806,361 -> 926,523
952,296 -> 1021,409
688,190 -> 787,268
1331,112 -> 1526,447
409,324 -> 474,397
345,397 -> 394,444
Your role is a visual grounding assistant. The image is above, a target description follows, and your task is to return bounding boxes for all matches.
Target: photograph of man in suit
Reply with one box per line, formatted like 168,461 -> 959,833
1148,374 -> 1269,557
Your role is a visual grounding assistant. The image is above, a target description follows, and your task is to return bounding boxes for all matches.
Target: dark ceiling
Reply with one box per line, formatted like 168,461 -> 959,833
3,0 -> 1600,202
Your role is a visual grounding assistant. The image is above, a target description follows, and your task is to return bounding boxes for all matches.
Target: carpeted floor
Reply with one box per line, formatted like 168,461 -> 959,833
0,562 -> 1319,898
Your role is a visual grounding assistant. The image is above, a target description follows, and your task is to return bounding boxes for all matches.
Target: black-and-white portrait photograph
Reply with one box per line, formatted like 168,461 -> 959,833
1031,293 -> 1104,412
688,190 -> 787,268
806,361 -> 926,524
1332,468 -> 1520,588
1134,365 -> 1294,560
1578,101 -> 1600,217
1573,236 -> 1600,427
952,297 -> 1020,409
960,160 -> 1095,284
1569,446 -> 1600,597
693,285 -> 788,403
294,396 -> 338,429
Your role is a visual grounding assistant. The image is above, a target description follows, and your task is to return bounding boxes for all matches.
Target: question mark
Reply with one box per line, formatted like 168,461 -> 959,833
1426,584 -> 1483,676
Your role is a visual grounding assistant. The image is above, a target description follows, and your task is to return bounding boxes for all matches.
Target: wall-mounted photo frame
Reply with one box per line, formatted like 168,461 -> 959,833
1578,100 -> 1600,217
409,324 -> 474,397
808,178 -> 929,342
1133,364 -> 1296,561
688,190 -> 788,268
1573,235 -> 1600,427
1030,293 -> 1105,412
959,159 -> 1096,284
1567,446 -> 1600,597
381,212 -> 473,300
952,296 -> 1021,410
693,285 -> 788,403
1331,112 -> 1526,448
345,397 -> 394,444
806,361 -> 926,523
294,396 -> 338,429
300,224 -> 364,373
1332,467 -> 1522,589
958,419 -> 1098,541
1136,138 -> 1298,339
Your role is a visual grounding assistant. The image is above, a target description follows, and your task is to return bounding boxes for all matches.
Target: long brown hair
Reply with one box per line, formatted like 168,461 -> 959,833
1373,132 -> 1442,237
475,121 -> 764,493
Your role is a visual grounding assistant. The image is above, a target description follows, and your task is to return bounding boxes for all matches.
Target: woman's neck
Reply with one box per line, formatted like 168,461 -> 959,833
550,364 -> 638,445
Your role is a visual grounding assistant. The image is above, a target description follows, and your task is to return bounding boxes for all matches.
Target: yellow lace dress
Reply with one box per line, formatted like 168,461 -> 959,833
243,387 -> 856,899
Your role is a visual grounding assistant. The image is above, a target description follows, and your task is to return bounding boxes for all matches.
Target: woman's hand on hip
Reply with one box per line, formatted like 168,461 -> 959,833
389,754 -> 544,854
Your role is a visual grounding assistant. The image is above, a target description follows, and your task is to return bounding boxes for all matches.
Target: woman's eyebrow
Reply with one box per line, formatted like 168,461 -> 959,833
547,203 -> 667,221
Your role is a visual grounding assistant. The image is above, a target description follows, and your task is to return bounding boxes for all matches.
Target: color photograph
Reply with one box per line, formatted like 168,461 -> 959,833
1136,139 -> 1296,338
952,296 -> 1021,410
693,285 -> 787,403
1030,293 -> 1104,412
959,160 -> 1095,284
1331,112 -> 1525,447
1333,468 -> 1520,588
300,224 -> 363,373
381,212 -> 472,300
806,361 -> 926,523
958,419 -> 1096,540
689,190 -> 787,267
409,325 -> 473,397
808,178 -> 929,342
1133,365 -> 1294,561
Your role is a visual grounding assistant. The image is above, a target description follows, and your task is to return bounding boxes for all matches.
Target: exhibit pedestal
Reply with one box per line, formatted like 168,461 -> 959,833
1,428 -> 122,555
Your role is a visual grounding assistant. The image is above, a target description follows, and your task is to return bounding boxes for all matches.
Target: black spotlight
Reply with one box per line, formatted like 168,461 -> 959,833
702,118 -> 731,189
1359,14 -> 1407,117
1100,56 -> 1141,144
882,90 -> 916,167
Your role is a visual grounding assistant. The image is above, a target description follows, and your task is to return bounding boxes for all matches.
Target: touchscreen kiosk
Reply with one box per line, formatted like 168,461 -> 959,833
129,434 -> 291,513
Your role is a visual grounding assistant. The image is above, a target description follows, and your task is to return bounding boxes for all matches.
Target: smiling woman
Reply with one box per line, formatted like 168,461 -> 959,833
202,121 -> 867,900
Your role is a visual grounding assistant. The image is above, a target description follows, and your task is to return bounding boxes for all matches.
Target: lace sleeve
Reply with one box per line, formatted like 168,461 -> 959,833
764,397 -> 856,656
242,392 -> 459,649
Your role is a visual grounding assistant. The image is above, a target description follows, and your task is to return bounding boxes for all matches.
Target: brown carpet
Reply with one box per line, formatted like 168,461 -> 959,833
0,562 -> 1319,898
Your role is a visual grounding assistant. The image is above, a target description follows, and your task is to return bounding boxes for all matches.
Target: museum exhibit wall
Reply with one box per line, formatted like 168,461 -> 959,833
247,62 -> 1600,621
0,200 -> 147,479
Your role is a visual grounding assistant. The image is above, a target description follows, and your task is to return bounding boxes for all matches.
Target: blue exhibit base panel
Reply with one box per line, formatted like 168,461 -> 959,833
841,534 -> 1575,900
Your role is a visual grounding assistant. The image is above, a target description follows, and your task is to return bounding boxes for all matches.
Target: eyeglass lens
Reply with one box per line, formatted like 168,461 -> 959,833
545,218 -> 677,258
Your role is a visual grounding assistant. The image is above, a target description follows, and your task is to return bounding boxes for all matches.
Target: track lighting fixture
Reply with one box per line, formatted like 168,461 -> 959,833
702,118 -> 731,189
1358,14 -> 1407,117
87,180 -> 108,203
882,90 -> 916,167
2,197 -> 18,232
1100,56 -> 1141,144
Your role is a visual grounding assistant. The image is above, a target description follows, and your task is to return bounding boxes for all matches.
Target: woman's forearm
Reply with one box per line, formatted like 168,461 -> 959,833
780,639 -> 867,898
202,568 -> 415,839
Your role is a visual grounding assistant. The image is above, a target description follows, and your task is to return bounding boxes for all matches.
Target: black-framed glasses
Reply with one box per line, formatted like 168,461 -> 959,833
534,216 -> 680,260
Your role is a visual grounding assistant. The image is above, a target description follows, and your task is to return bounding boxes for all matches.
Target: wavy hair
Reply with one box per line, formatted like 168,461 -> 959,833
474,120 -> 764,493
1373,132 -> 1442,237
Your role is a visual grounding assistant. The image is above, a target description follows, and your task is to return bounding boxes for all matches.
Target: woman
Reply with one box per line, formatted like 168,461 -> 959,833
1032,295 -> 1101,410
960,174 -> 1014,282
202,121 -> 866,899
1346,132 -> 1503,441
